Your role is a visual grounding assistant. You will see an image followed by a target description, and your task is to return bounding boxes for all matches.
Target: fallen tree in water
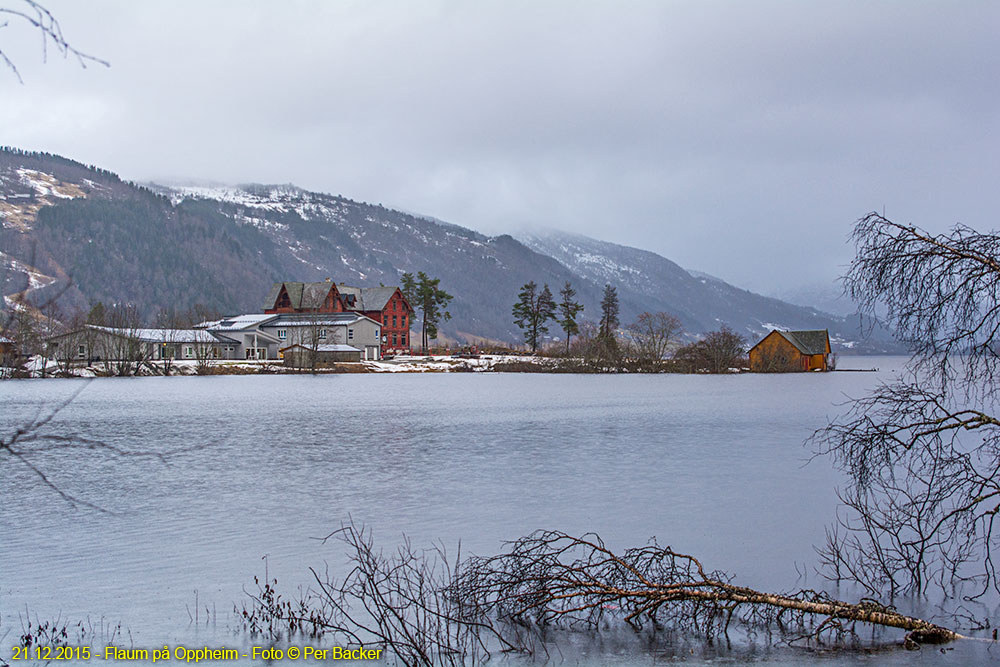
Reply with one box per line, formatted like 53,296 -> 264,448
455,530 -> 960,651
237,524 -> 963,666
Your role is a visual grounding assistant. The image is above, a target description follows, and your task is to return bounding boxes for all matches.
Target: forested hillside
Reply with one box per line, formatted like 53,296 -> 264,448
0,148 -> 896,350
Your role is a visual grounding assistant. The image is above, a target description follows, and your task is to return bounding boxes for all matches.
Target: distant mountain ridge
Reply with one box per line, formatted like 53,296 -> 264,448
516,230 -> 897,351
0,148 -> 898,352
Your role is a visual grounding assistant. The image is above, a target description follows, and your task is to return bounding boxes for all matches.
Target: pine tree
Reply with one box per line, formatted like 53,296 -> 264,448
597,283 -> 621,360
86,301 -> 106,325
512,281 -> 557,353
599,284 -> 619,338
558,281 -> 584,355
400,272 -> 417,312
414,272 -> 452,353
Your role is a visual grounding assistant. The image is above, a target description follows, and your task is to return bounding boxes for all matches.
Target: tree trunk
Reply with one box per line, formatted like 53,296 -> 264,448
674,584 -> 960,642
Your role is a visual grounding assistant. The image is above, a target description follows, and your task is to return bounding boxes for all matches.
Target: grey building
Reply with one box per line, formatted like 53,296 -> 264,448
46,325 -> 225,362
196,312 -> 382,361
261,312 -> 381,361
196,314 -> 282,360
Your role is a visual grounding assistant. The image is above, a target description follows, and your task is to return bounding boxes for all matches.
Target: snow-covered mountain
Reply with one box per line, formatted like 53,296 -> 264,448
0,148 -> 897,350
766,280 -> 858,318
518,230 -> 895,350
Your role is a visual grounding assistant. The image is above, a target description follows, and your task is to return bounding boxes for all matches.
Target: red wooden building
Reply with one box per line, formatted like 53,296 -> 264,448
263,280 -> 413,354
336,285 -> 412,355
263,281 -> 346,314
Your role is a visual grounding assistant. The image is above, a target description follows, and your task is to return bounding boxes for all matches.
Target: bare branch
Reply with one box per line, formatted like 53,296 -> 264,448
237,524 -> 964,665
0,0 -> 109,82
847,213 -> 1000,398
816,213 -> 1000,596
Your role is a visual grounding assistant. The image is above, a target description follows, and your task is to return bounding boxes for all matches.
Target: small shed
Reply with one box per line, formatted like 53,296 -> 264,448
748,329 -> 831,372
280,343 -> 362,366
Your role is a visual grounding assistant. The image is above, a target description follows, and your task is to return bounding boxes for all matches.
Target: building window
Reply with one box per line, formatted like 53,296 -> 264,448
401,333 -> 407,346
319,329 -> 328,340
186,346 -> 194,358
277,329 -> 287,340
374,327 -> 379,340
401,314 -> 406,327
348,328 -> 354,340
77,345 -> 86,358
392,315 -> 397,327
392,333 -> 397,346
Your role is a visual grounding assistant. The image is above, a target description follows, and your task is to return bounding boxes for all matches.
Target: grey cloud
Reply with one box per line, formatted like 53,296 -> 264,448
4,0 -> 998,295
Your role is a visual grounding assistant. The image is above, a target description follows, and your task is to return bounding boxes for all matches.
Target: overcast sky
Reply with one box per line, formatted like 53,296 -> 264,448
2,1 -> 997,295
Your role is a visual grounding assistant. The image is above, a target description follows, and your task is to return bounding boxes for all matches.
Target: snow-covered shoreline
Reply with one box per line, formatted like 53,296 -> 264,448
3,354 -> 565,378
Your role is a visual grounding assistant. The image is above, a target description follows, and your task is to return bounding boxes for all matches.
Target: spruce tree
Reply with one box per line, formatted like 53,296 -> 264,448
599,284 -> 619,338
558,281 -> 584,355
414,272 -> 452,353
598,283 -> 620,360
400,272 -> 417,311
512,281 -> 557,353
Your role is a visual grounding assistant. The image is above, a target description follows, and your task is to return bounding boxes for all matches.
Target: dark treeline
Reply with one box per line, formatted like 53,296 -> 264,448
510,279 -> 746,373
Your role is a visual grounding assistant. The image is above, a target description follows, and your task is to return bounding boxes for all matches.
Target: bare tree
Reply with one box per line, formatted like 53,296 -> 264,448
192,333 -> 217,375
813,213 -> 1000,596
7,294 -> 39,363
751,342 -> 800,373
279,315 -> 327,371
673,326 -> 746,373
0,241 -> 76,376
48,307 -> 86,375
292,314 -> 326,372
627,311 -> 682,365
567,320 -> 598,360
99,303 -> 149,376
153,309 -> 183,376
237,522 -> 512,666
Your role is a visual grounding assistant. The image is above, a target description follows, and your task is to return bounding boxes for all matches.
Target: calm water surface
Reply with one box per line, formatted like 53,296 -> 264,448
2,358 -> 996,664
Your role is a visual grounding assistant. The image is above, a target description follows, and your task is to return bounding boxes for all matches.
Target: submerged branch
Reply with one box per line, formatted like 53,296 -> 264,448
455,530 -> 961,646
237,524 -> 964,666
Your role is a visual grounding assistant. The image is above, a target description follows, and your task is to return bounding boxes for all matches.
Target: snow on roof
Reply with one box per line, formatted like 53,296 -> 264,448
203,313 -> 278,330
280,343 -> 361,353
316,344 -> 361,352
268,313 -> 364,327
89,326 -> 220,343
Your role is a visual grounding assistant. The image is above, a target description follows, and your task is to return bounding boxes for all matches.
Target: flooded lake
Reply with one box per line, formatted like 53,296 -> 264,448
2,358 -> 995,664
